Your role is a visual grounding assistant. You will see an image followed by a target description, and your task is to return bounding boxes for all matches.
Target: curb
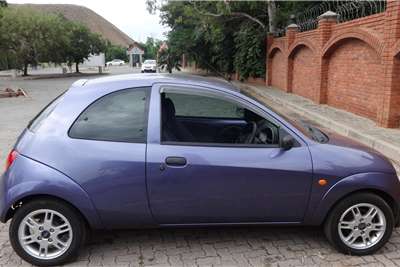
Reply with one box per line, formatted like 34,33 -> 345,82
236,82 -> 400,172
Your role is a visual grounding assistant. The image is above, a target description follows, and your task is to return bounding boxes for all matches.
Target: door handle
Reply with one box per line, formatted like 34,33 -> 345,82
165,156 -> 187,166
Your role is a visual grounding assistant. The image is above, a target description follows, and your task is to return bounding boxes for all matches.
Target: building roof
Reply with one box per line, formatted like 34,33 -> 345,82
11,4 -> 135,47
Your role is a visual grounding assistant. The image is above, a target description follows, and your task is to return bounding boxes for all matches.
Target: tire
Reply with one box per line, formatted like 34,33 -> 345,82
9,198 -> 87,266
324,192 -> 394,255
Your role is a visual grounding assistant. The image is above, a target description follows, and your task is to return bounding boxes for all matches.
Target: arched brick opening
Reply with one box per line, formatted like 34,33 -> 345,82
391,52 -> 400,125
288,45 -> 318,100
324,38 -> 383,120
269,48 -> 286,90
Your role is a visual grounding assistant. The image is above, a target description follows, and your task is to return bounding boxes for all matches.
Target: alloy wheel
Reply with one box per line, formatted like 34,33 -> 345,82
338,203 -> 386,250
17,209 -> 73,260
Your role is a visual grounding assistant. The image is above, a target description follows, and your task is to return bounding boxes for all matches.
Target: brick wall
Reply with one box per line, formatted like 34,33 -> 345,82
267,0 -> 400,128
291,46 -> 318,100
270,50 -> 286,89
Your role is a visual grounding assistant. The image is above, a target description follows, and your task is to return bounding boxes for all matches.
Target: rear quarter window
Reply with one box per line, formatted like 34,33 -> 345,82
69,88 -> 149,143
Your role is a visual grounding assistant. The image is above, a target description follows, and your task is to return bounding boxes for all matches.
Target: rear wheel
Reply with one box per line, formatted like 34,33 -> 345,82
324,193 -> 394,255
10,199 -> 86,266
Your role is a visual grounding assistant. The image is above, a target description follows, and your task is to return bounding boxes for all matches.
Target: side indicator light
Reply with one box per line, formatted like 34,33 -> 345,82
318,179 -> 328,186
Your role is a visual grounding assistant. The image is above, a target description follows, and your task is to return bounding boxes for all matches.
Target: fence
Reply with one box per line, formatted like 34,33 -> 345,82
267,0 -> 400,128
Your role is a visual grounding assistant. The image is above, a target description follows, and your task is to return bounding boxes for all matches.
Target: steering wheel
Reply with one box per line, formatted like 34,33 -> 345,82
235,121 -> 257,144
253,120 -> 278,144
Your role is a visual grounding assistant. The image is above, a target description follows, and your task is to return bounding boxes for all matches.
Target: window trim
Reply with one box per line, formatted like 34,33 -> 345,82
159,86 -> 285,148
68,87 -> 151,144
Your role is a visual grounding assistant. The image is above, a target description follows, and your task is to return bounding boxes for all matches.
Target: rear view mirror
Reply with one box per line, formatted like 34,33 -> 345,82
281,135 -> 294,150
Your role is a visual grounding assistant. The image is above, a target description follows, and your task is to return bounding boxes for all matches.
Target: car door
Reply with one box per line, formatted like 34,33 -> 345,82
146,84 -> 313,225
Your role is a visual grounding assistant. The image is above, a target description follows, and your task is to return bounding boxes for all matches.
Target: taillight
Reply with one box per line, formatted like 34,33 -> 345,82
5,150 -> 18,171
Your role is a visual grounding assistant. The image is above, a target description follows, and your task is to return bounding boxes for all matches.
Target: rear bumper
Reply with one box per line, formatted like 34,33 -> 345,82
142,69 -> 156,73
0,172 -> 8,223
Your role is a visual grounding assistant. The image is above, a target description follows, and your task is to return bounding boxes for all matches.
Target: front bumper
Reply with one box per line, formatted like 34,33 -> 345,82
142,69 -> 156,73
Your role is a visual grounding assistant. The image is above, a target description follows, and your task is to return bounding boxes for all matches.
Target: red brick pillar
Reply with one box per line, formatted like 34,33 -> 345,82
285,24 -> 298,93
377,0 -> 400,128
266,33 -> 274,86
316,11 -> 338,104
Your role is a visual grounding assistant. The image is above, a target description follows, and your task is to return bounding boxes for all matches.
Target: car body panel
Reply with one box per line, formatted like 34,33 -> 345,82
0,154 -> 103,228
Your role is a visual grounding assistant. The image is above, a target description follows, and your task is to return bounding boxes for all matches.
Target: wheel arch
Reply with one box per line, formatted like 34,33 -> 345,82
4,194 -> 92,229
1,155 -> 104,229
306,172 -> 400,226
321,188 -> 399,226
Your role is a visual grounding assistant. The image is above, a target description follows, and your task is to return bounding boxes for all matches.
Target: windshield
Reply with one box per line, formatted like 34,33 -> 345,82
241,90 -> 329,143
144,60 -> 156,64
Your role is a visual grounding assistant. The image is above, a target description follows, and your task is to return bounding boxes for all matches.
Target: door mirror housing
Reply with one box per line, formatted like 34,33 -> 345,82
281,135 -> 294,150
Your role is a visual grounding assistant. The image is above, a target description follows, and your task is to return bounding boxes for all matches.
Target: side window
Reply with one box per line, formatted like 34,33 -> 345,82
161,90 -> 280,146
167,93 -> 244,119
69,88 -> 149,143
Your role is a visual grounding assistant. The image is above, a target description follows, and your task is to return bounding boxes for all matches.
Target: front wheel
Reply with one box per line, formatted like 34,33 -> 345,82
10,199 -> 86,266
324,192 -> 394,255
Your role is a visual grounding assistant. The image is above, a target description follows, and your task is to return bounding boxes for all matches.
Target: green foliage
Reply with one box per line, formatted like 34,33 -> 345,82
158,47 -> 181,73
275,1 -> 322,30
234,21 -> 265,80
142,37 -> 162,60
0,0 -> 7,8
64,22 -> 106,72
148,0 -> 322,80
0,7 -> 69,74
0,6 -> 106,74
157,1 -> 266,78
105,42 -> 128,62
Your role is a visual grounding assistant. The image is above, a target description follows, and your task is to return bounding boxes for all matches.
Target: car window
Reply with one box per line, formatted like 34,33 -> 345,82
69,88 -> 149,143
166,93 -> 244,119
241,90 -> 328,143
161,91 -> 280,146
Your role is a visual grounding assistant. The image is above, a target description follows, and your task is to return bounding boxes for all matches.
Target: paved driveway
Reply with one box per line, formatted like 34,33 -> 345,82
1,69 -> 400,266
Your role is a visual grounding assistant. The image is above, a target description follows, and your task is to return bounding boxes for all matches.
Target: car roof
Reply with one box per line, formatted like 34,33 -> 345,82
71,73 -> 239,93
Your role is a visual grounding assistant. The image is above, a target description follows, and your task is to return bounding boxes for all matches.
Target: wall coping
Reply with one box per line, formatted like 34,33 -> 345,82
318,10 -> 338,20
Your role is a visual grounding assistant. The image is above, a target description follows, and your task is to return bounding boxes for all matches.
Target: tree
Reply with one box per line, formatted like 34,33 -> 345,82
0,6 -> 68,75
158,46 -> 181,73
142,37 -> 162,60
147,0 -> 321,79
234,21 -> 266,79
0,0 -> 7,8
105,41 -> 128,62
64,22 -> 106,73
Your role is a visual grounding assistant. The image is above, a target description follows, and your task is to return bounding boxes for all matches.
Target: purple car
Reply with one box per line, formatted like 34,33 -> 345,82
1,74 -> 399,266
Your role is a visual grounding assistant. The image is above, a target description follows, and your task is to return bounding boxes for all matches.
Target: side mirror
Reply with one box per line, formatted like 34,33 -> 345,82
281,135 -> 294,150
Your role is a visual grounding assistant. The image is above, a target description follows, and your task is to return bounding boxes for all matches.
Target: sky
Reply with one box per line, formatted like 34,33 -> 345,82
8,0 -> 169,42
